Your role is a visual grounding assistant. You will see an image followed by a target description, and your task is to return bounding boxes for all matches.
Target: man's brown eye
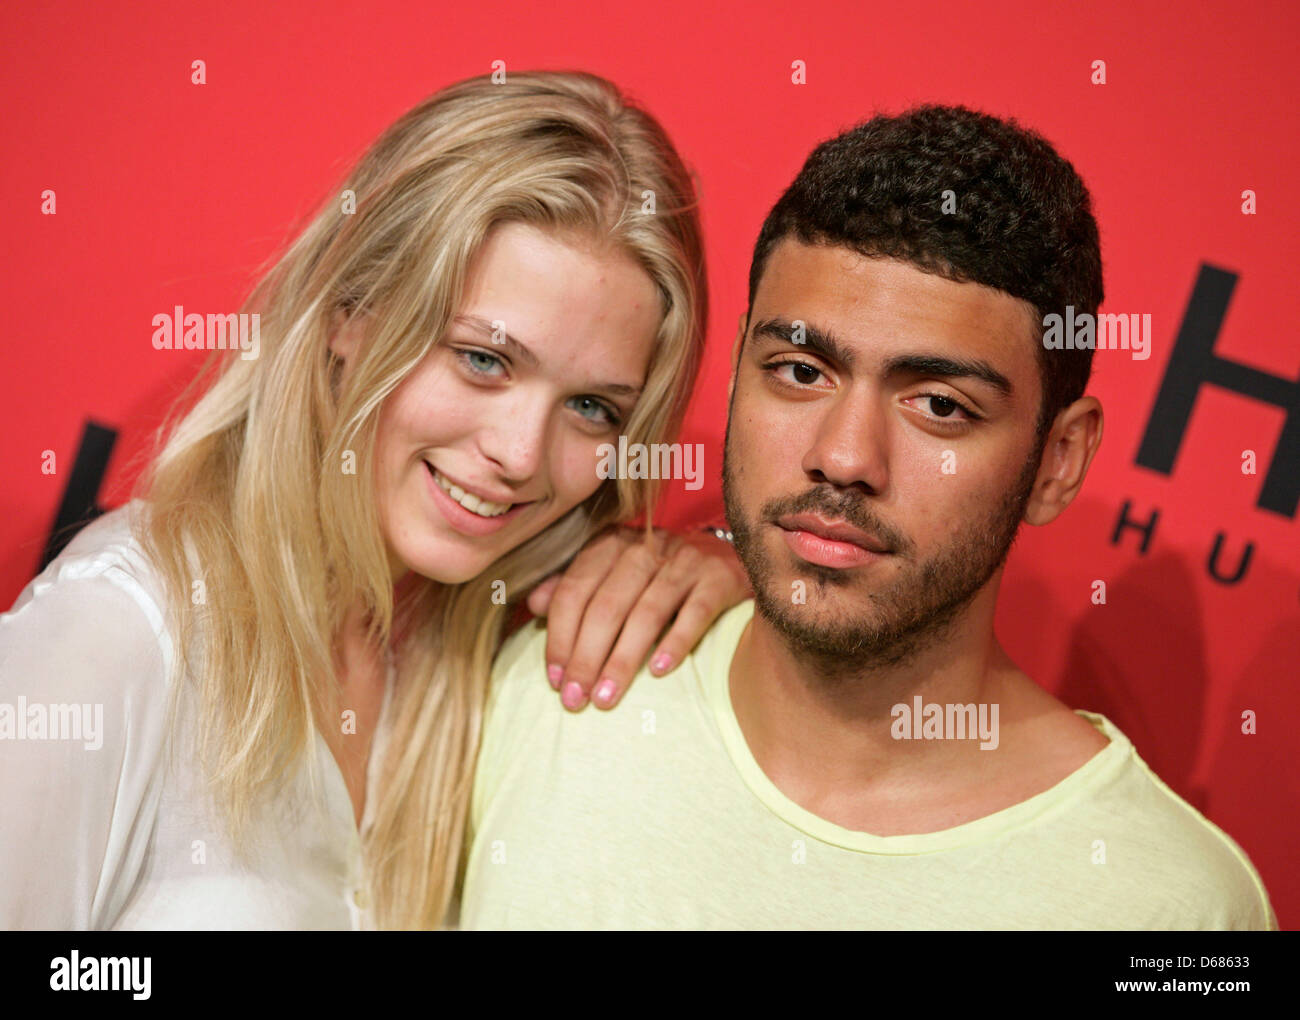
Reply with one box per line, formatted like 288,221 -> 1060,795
929,396 -> 958,417
793,363 -> 820,384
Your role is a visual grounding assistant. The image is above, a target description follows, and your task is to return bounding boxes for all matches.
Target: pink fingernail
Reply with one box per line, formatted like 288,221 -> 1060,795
593,678 -> 616,706
547,664 -> 563,689
561,681 -> 586,710
651,653 -> 672,673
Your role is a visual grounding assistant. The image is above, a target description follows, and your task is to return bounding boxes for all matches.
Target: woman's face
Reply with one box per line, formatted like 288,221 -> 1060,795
332,221 -> 663,584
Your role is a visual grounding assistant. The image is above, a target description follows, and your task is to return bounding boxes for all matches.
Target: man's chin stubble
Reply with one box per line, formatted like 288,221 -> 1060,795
732,469 -> 1035,683
750,559 -> 975,681
721,417 -> 1043,686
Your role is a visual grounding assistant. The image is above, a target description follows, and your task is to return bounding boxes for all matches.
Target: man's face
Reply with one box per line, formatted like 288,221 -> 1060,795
723,240 -> 1047,669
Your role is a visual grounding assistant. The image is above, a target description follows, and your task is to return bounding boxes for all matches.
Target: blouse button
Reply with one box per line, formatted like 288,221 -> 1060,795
352,886 -> 369,911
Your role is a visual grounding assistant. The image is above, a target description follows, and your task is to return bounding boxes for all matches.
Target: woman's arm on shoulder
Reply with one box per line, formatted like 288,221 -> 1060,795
524,524 -> 750,712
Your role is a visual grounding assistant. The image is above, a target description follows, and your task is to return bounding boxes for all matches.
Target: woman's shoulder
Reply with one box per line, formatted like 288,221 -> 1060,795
1,503 -> 186,930
4,501 -> 175,677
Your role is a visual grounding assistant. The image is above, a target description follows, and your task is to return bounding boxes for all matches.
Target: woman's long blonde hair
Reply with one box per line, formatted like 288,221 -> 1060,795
137,70 -> 707,928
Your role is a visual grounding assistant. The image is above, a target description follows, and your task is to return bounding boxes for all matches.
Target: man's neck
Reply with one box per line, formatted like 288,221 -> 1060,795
727,585 -> 1018,822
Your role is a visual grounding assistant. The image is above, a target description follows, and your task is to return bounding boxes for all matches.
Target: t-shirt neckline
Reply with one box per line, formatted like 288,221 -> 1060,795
697,600 -> 1129,855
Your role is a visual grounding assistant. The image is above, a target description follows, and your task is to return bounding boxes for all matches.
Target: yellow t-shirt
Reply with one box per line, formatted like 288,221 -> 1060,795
460,601 -> 1275,930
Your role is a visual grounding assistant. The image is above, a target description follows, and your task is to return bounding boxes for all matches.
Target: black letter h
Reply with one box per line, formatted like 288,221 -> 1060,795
1137,264 -> 1299,518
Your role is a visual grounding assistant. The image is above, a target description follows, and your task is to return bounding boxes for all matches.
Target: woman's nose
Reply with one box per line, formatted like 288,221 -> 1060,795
477,393 -> 551,483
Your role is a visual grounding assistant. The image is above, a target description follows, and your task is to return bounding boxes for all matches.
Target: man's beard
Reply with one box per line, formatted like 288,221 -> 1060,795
722,423 -> 1044,677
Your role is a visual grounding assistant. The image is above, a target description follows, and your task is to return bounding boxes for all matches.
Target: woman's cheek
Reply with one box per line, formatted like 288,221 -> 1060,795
397,353 -> 471,425
552,437 -> 607,510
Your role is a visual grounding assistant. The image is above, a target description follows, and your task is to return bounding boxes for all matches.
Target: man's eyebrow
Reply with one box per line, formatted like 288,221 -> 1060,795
452,314 -> 642,399
881,354 -> 1014,398
751,318 -> 856,366
750,317 -> 1013,397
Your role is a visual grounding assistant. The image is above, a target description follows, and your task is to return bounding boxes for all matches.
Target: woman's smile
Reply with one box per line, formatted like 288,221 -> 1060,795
424,460 -> 536,537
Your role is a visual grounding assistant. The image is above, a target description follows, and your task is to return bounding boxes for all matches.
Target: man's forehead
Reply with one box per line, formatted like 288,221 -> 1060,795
753,239 -> 1039,365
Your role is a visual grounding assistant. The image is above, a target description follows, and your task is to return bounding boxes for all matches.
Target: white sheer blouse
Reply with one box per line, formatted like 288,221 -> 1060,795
0,503 -> 394,929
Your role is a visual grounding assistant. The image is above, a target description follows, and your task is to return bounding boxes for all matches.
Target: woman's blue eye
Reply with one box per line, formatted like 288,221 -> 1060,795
461,349 -> 503,375
455,347 -> 618,426
568,395 -> 618,427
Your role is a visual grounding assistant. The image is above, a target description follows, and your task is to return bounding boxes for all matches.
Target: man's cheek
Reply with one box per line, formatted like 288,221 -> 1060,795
927,474 -> 987,539
884,463 -> 941,546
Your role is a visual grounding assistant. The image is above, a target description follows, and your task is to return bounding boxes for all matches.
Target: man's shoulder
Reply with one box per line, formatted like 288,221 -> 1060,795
479,600 -> 757,777
493,617 -> 549,686
482,618 -> 555,740
1082,716 -> 1275,928
490,599 -> 756,705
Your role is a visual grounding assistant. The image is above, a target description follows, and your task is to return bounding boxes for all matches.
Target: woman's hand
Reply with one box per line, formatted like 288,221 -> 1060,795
525,525 -> 751,712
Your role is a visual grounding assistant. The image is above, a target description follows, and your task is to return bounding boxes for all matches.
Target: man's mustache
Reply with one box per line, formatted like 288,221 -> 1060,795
759,488 -> 911,555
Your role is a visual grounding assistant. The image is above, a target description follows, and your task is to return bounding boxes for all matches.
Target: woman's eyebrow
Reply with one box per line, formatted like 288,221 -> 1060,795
453,315 -> 539,367
453,314 -> 642,398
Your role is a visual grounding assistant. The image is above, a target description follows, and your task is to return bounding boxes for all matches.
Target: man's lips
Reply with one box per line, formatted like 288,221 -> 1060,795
774,512 -> 893,569
774,513 -> 892,553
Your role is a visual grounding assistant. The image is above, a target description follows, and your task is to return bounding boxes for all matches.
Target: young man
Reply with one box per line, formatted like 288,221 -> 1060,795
456,106 -> 1275,929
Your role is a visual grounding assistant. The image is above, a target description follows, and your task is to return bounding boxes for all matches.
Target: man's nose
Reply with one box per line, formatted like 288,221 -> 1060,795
801,386 -> 890,494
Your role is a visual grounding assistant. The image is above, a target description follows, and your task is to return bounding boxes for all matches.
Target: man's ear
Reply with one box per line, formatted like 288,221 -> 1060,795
1023,396 -> 1104,527
327,307 -> 367,363
727,312 -> 747,404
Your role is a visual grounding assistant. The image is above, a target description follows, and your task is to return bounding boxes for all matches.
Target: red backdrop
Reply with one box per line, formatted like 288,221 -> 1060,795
2,0 -> 1296,928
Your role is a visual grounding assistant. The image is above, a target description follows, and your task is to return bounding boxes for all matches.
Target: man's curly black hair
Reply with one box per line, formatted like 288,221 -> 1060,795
745,104 -> 1104,440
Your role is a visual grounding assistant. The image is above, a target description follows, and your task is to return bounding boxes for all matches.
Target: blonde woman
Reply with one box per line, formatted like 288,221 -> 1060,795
0,70 -> 746,930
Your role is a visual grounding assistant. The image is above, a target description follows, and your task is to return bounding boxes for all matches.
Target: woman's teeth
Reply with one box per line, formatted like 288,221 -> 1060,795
432,468 -> 513,518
